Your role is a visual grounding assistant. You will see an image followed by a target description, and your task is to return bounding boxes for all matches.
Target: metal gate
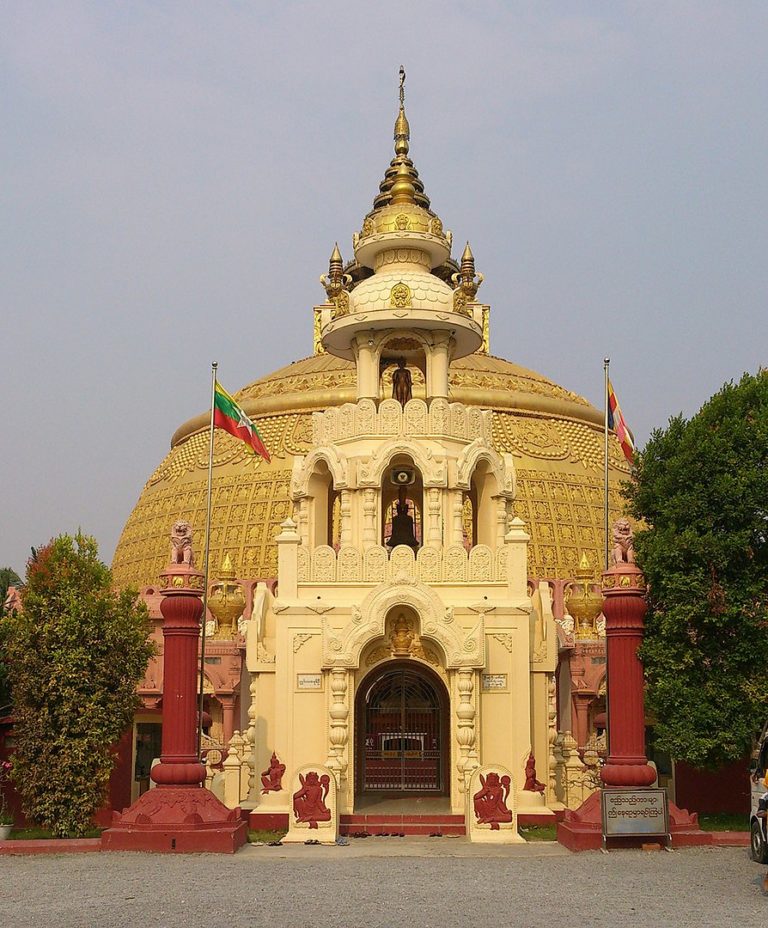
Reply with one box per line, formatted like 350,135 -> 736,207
362,669 -> 442,792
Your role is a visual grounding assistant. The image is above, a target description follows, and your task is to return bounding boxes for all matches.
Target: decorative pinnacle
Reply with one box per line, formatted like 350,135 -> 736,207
394,65 -> 410,156
389,160 -> 416,205
329,242 -> 343,274
461,242 -> 475,274
218,553 -> 236,580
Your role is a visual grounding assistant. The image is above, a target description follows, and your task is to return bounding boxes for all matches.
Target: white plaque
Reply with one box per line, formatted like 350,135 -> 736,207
481,673 -> 507,691
296,673 -> 322,691
601,788 -> 669,837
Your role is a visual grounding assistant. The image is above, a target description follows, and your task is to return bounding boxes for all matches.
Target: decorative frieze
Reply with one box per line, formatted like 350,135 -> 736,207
311,398 -> 492,445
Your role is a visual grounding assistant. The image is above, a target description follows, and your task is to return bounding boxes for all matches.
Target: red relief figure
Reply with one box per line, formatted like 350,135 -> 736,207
292,771 -> 331,829
473,771 -> 513,830
261,753 -> 286,794
523,753 -> 546,794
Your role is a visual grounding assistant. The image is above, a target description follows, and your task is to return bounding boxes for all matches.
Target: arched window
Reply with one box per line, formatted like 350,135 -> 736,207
381,454 -> 423,550
469,459 -> 499,548
306,460 -> 335,549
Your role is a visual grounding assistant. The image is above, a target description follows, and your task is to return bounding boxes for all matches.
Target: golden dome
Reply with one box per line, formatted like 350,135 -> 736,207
112,350 -> 630,590
112,74 -> 630,590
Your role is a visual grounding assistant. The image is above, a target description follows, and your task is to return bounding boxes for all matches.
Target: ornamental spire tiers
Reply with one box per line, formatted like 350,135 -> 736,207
317,69 -> 487,377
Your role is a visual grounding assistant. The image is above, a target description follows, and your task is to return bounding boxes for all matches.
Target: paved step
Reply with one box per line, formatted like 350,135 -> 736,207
339,813 -> 466,836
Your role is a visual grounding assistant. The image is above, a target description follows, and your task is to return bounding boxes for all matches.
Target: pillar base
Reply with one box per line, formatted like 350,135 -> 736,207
102,786 -> 248,854
556,790 -> 711,852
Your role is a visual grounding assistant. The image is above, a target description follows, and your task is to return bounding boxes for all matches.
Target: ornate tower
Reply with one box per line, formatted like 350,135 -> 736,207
242,73 -> 558,837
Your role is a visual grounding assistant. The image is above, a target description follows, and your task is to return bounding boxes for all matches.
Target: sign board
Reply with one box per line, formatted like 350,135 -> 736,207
481,673 -> 508,691
296,673 -> 322,691
601,788 -> 669,837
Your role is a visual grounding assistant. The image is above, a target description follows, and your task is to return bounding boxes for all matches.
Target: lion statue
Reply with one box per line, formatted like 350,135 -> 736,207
170,520 -> 194,567
611,518 -> 635,565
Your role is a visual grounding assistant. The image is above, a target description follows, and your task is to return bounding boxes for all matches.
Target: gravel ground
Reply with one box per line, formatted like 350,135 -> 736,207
2,842 -> 764,928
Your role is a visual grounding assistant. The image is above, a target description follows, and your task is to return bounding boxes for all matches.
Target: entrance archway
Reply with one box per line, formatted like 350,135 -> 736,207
356,662 -> 448,795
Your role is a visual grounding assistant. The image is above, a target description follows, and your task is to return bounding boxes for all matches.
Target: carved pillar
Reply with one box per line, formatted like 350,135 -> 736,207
600,562 -> 656,787
427,332 -> 451,400
572,693 -> 592,752
151,564 -> 206,788
362,489 -> 377,550
452,490 -> 464,547
455,670 -> 478,791
546,675 -> 561,808
220,695 -> 236,747
297,498 -> 310,546
494,497 -> 508,548
340,490 -> 353,547
326,669 -> 350,785
504,517 -> 530,600
354,336 -> 379,401
245,677 -> 258,800
276,518 -> 300,599
427,488 -> 442,548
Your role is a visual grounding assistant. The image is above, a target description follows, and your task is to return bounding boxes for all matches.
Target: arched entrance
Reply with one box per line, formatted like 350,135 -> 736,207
356,662 -> 448,795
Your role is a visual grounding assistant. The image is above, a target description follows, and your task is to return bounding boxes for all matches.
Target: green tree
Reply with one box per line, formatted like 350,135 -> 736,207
625,370 -> 768,768
0,567 -> 21,609
2,533 -> 153,836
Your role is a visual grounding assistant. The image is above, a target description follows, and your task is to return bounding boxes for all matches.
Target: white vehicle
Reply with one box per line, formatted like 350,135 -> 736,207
749,721 -> 768,863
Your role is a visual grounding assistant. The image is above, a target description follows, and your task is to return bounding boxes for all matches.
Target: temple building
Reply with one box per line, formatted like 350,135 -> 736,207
112,81 -> 634,832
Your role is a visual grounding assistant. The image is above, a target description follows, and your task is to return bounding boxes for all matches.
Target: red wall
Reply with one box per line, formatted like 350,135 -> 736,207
675,757 -> 750,815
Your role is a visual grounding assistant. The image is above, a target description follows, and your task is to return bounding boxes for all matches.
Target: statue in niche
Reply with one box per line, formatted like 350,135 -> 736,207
611,518 -> 635,565
523,753 -> 546,793
390,613 -> 414,656
473,771 -> 513,830
392,358 -> 413,406
261,752 -> 286,793
386,487 -> 418,551
170,520 -> 194,566
292,770 -> 331,828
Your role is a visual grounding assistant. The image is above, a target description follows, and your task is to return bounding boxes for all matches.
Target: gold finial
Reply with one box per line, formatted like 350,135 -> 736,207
389,161 -> 416,205
219,553 -> 236,580
320,243 -> 351,316
452,240 -> 483,313
394,65 -> 410,156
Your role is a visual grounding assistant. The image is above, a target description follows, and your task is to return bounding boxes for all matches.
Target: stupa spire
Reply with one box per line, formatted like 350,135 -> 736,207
369,66 -> 431,213
394,65 -> 410,156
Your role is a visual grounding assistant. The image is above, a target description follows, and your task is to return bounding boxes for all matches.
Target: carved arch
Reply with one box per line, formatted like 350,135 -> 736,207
321,581 -> 485,670
456,440 -> 512,496
358,440 -> 447,488
292,446 -> 349,498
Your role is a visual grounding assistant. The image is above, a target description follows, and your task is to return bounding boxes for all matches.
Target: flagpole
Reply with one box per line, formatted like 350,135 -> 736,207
603,357 -> 610,570
197,361 -> 218,760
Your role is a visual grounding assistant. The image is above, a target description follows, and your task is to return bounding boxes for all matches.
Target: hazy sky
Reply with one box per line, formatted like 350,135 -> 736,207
2,2 -> 766,577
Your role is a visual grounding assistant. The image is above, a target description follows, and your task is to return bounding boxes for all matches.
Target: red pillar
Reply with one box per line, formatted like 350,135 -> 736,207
150,568 -> 207,787
220,696 -> 236,747
103,559 -> 247,853
557,557 -> 703,850
599,563 -> 655,786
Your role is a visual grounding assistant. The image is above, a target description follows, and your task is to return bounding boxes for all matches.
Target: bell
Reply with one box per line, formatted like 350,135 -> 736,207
387,494 -> 418,551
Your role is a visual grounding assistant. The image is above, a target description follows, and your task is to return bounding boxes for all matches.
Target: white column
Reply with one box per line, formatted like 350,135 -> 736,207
340,490 -> 352,547
427,488 -> 442,548
362,488 -> 377,550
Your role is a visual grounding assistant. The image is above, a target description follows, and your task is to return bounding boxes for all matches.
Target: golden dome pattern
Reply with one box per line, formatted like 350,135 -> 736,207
112,352 -> 629,591
111,74 -> 630,592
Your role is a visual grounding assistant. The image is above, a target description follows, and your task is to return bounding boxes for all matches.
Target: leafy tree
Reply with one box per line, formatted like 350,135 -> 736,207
2,533 -> 153,836
0,567 -> 21,609
625,370 -> 768,768
0,567 -> 21,714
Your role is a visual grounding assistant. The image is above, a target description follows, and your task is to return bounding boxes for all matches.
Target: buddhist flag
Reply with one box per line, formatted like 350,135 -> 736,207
607,380 -> 634,463
213,382 -> 270,462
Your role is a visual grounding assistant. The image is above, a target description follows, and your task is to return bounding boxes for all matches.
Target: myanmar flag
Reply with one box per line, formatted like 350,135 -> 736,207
213,382 -> 271,462
607,379 -> 634,463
